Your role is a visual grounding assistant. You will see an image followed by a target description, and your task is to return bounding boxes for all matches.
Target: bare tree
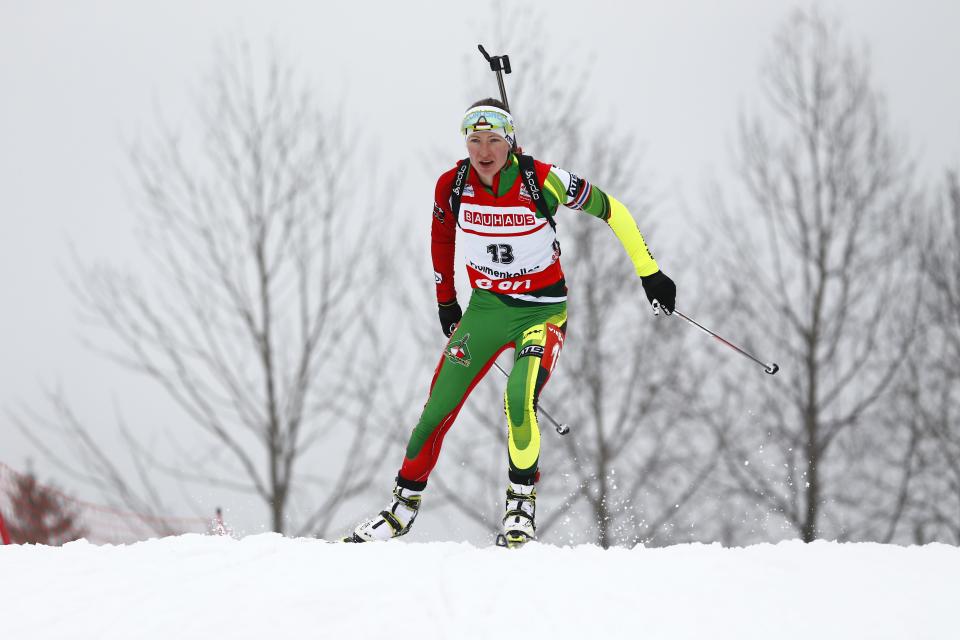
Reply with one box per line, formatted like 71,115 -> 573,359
21,42 -> 397,536
708,8 -> 919,543
887,172 -> 960,543
542,143 -> 720,549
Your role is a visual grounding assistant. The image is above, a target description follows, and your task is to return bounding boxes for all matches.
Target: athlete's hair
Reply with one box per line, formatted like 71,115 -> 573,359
468,97 -> 510,113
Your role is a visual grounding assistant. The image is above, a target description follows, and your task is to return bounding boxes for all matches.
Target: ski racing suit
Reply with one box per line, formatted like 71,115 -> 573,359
397,153 -> 660,489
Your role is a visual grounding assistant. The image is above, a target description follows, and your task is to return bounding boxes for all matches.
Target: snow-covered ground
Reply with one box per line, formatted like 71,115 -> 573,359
3,535 -> 957,639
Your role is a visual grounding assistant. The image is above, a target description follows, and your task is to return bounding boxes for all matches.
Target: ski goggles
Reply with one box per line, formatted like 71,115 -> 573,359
461,106 -> 516,145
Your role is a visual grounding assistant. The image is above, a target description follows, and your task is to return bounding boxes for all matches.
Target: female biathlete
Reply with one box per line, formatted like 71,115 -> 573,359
345,99 -> 676,547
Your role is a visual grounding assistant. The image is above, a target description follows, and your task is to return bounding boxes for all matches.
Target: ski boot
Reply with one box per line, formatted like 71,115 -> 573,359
495,482 -> 536,549
343,482 -> 422,543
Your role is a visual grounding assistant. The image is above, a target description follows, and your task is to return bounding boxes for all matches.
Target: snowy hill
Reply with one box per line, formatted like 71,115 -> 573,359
3,535 -> 957,639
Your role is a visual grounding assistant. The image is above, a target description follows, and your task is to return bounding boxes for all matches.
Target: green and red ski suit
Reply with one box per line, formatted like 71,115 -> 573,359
398,153 -> 659,488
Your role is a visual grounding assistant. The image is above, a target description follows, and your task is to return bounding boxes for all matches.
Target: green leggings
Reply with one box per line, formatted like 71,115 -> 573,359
399,289 -> 567,487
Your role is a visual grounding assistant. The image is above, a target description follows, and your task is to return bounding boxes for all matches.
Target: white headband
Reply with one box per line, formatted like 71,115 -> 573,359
461,106 -> 517,148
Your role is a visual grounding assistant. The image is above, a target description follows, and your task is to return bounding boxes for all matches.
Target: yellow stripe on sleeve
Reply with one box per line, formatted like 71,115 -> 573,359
606,196 -> 660,278
543,171 -> 566,205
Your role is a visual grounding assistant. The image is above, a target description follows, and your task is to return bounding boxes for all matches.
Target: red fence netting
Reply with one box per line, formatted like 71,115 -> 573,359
0,461 -> 217,545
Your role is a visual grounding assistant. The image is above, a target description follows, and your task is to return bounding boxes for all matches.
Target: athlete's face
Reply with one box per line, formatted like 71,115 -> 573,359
466,131 -> 511,187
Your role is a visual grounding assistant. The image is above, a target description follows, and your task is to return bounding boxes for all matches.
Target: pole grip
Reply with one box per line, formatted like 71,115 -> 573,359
478,45 -> 511,73
478,44 -> 512,111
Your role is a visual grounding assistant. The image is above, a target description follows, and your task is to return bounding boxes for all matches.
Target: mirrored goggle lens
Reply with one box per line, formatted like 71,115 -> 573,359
461,110 -> 514,135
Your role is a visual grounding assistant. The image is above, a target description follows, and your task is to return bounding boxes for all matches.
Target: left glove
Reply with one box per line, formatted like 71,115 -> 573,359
641,270 -> 676,314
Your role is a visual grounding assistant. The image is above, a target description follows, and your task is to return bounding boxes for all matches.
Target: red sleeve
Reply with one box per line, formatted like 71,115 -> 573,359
533,158 -> 554,186
431,168 -> 458,304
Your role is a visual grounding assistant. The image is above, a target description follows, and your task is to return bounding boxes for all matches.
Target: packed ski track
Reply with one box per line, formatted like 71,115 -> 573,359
0,534 -> 960,640
3,534 -> 956,639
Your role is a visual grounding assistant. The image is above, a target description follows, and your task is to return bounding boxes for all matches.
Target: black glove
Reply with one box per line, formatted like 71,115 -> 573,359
641,270 -> 676,314
438,299 -> 462,337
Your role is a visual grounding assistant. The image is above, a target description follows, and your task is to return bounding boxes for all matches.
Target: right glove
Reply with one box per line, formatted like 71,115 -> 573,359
438,299 -> 462,337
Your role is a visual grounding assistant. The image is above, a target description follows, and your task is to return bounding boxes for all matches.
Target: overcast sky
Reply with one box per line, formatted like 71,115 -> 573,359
2,0 -> 958,532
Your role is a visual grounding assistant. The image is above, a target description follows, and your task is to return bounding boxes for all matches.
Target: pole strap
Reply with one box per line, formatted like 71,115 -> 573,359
478,45 -> 512,115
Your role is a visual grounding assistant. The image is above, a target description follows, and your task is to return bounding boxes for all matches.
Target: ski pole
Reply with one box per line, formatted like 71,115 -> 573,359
477,44 -> 512,111
492,361 -> 570,435
655,302 -> 779,375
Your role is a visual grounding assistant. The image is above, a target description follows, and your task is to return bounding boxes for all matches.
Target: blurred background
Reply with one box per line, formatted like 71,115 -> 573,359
2,0 -> 958,547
